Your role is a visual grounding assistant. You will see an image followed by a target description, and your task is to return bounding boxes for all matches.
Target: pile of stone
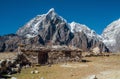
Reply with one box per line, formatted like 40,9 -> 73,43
0,57 -> 19,75
0,54 -> 30,75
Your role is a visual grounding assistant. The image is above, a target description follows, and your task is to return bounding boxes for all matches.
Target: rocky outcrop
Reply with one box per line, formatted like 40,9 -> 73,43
0,54 -> 29,75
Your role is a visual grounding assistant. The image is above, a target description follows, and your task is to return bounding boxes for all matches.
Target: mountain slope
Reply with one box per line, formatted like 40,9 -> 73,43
70,22 -> 102,40
69,22 -> 108,52
102,19 -> 120,52
0,34 -> 23,52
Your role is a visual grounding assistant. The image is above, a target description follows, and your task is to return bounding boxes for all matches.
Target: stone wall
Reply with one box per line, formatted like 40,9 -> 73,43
21,47 -> 82,65
48,51 -> 82,64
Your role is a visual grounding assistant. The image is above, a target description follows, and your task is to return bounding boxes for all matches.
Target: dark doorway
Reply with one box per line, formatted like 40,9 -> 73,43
38,52 -> 48,64
65,52 -> 71,57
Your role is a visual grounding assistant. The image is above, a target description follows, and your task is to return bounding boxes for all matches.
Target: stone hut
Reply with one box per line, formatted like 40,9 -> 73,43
20,45 -> 82,65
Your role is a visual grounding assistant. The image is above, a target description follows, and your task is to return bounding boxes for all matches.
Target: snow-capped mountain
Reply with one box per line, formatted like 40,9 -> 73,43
17,8 -> 73,45
0,8 -> 109,52
17,8 -> 67,38
102,19 -> 120,52
17,8 -> 101,41
70,22 -> 102,40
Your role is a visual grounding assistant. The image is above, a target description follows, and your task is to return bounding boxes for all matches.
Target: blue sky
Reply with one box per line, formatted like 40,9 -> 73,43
0,0 -> 120,35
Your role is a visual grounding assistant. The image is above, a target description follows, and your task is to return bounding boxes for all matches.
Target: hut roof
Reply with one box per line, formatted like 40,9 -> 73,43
21,45 -> 82,53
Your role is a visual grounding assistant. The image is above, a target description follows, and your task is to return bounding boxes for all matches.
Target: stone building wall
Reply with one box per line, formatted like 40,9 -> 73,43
21,46 -> 82,65
22,51 -> 82,65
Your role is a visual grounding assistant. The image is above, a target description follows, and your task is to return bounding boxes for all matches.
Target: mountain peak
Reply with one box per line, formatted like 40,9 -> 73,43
47,8 -> 56,15
17,8 -> 67,38
48,8 -> 55,13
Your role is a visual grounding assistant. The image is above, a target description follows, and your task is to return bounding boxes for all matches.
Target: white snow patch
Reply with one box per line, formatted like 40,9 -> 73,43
26,34 -> 37,38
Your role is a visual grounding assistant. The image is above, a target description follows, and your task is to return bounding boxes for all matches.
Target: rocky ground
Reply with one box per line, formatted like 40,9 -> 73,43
7,54 -> 119,79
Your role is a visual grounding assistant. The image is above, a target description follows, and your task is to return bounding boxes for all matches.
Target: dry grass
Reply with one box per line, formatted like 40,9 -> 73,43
10,54 -> 120,79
